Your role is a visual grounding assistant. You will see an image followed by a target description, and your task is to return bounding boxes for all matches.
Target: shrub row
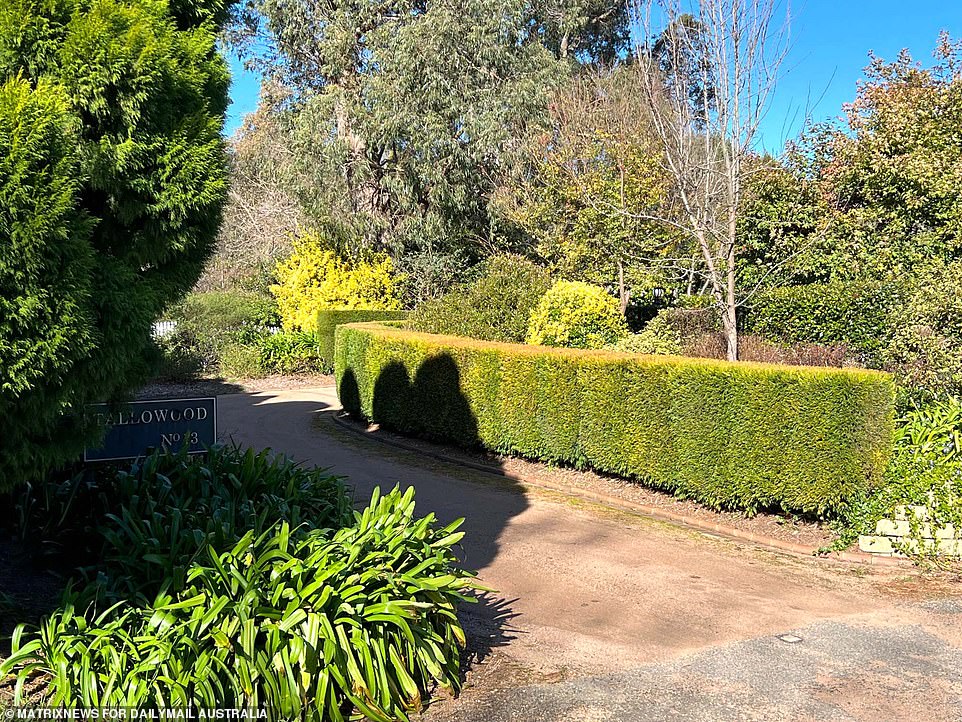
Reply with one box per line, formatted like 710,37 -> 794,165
744,281 -> 902,357
317,310 -> 410,370
336,323 -> 896,514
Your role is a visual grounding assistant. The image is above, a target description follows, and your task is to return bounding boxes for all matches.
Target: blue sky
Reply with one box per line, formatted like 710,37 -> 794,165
223,0 -> 962,151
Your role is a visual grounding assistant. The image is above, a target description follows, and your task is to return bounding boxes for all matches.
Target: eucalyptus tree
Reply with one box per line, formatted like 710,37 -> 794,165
229,0 -> 630,298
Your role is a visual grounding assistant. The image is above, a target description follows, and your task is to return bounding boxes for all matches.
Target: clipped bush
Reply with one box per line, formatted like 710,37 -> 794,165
746,281 -> 901,359
318,309 -> 411,369
608,313 -> 683,355
526,281 -> 628,349
3,484 -> 475,719
337,323 -> 895,514
410,255 -> 551,343
272,234 -> 402,331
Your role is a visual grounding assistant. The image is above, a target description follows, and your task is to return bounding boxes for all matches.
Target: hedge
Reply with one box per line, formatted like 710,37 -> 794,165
335,323 -> 895,514
745,282 -> 903,358
316,309 -> 409,369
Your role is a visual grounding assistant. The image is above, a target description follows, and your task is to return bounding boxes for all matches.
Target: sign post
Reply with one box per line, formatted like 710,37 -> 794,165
84,397 -> 217,462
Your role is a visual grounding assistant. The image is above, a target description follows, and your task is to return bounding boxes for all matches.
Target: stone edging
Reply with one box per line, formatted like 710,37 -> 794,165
329,413 -> 912,570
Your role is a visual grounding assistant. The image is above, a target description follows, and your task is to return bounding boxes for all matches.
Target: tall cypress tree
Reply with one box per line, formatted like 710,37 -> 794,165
0,0 -> 233,488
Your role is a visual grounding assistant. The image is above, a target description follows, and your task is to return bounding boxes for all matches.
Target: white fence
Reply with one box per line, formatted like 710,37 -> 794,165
151,321 -> 282,338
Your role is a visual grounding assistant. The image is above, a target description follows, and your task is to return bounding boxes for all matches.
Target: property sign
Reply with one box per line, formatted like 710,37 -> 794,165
84,397 -> 217,462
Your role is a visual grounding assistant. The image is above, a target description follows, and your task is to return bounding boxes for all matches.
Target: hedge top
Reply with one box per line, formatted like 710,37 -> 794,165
341,322 -> 893,382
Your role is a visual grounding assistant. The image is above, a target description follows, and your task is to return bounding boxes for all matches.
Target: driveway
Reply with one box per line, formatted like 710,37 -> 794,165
217,387 -> 962,722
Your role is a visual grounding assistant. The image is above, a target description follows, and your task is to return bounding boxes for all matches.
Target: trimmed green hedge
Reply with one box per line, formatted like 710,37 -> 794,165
335,323 -> 895,514
745,282 -> 902,358
316,309 -> 409,369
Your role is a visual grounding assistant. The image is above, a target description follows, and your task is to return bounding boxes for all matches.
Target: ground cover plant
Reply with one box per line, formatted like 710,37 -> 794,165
832,397 -> 962,560
1,447 -> 476,718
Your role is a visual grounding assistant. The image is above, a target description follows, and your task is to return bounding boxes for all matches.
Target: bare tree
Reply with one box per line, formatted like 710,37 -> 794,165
197,84 -> 304,291
631,0 -> 790,360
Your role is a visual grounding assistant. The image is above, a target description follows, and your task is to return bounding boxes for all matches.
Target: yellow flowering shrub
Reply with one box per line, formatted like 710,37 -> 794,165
271,235 -> 403,330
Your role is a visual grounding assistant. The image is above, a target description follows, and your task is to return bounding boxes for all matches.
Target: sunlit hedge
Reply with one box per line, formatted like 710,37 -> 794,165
336,323 -> 895,514
317,309 -> 410,369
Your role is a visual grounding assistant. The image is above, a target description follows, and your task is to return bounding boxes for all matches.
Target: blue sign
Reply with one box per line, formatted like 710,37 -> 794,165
85,397 -> 217,462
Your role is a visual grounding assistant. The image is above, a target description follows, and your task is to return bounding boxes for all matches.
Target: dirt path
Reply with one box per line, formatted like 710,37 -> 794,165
217,387 -> 962,722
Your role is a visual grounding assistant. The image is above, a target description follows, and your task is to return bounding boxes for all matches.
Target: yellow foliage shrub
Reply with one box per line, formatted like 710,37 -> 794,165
526,280 -> 628,349
271,235 -> 403,330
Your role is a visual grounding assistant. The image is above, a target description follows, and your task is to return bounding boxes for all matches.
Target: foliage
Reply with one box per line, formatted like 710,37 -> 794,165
217,341 -> 266,378
233,0 -> 564,260
394,249 -> 471,308
158,290 -> 279,377
528,0 -> 630,63
317,310 -> 411,370
0,0 -> 231,489
735,158 -> 825,288
272,235 -> 403,331
336,323 -> 895,514
608,315 -> 682,356
881,262 -> 962,408
526,281 -> 628,349
410,255 -> 551,343
499,67 -> 683,301
12,444 -> 352,588
4,451 -> 476,718
833,397 -> 962,555
747,36 -> 962,285
198,84 -> 302,292
746,281 -> 902,360
218,332 -> 328,378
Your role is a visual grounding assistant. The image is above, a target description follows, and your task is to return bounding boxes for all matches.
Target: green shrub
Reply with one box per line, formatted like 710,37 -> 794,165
218,342 -> 266,378
250,331 -> 327,375
881,262 -> 962,408
161,290 -> 279,375
336,324 -> 895,514
3,483 -> 475,719
317,310 -> 411,370
526,280 -> 628,349
746,281 -> 901,359
272,234 -> 403,331
13,444 -> 352,591
608,315 -> 682,355
833,397 -> 962,552
409,255 -> 551,343
0,0 -> 232,490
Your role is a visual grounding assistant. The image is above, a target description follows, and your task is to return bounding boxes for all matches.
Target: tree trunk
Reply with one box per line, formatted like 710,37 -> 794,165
617,260 -> 630,316
724,243 -> 738,361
